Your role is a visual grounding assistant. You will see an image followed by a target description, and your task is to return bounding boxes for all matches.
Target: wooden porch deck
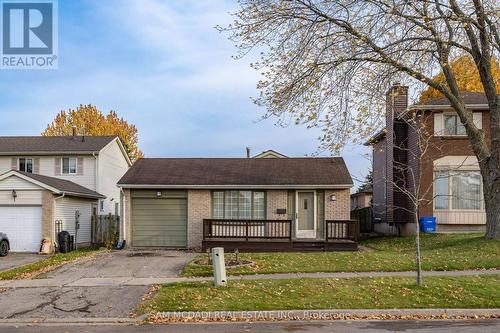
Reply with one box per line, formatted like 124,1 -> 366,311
202,219 -> 358,252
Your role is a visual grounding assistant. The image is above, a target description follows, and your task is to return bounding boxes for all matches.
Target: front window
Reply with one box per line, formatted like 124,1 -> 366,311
444,114 -> 466,136
212,190 -> 266,219
18,158 -> 33,173
62,157 -> 77,174
434,170 -> 481,210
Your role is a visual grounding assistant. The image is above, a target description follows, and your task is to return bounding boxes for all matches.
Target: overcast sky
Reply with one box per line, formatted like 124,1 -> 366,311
0,0 -> 371,188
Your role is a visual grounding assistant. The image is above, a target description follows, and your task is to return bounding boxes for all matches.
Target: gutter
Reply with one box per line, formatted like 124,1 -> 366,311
117,184 -> 354,189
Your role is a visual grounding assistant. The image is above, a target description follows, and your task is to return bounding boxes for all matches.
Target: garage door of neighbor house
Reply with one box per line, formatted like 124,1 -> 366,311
131,190 -> 187,247
0,206 -> 42,252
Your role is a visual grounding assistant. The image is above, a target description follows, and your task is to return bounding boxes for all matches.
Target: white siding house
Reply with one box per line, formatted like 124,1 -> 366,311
0,135 -> 131,252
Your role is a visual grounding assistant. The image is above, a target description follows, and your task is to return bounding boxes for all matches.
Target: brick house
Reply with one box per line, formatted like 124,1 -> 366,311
367,85 -> 491,235
117,154 -> 357,251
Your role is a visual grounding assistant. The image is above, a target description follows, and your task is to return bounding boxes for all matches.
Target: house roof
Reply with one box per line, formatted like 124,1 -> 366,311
253,150 -> 289,158
416,92 -> 490,107
0,136 -> 117,155
118,157 -> 353,188
0,170 -> 105,199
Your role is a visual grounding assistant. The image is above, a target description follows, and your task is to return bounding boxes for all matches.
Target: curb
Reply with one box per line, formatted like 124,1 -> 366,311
145,308 -> 500,323
0,317 -> 140,326
0,309 -> 498,326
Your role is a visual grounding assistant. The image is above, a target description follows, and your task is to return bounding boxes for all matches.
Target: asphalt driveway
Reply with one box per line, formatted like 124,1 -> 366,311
0,249 -> 196,319
0,253 -> 44,273
41,249 -> 197,279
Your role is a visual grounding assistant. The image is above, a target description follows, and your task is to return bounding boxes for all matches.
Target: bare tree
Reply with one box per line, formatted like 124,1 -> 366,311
220,0 -> 500,239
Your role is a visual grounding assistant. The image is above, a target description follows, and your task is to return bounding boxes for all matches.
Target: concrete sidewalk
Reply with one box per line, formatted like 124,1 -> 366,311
0,269 -> 498,288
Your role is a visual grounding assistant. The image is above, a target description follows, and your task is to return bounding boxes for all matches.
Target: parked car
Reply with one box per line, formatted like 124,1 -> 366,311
0,233 -> 9,256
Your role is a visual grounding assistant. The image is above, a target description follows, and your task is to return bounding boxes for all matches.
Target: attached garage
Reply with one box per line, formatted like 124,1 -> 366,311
0,170 -> 105,253
0,206 -> 42,252
131,190 -> 187,247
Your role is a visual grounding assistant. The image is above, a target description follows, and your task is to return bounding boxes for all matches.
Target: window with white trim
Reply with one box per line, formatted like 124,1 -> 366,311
212,191 -> 266,219
18,158 -> 33,173
62,157 -> 77,174
434,170 -> 482,210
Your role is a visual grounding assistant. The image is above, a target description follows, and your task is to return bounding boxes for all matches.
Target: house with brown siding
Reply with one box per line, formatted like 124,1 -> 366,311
117,154 -> 356,251
367,85 -> 492,235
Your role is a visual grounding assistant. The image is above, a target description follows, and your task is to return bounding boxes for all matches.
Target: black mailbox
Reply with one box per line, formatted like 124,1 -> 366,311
276,208 -> 287,215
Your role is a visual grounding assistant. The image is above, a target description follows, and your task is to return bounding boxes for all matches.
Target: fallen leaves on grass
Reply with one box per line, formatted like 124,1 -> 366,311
146,312 -> 499,324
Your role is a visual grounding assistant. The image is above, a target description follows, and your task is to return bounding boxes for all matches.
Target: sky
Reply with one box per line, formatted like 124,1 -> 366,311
0,0 -> 371,189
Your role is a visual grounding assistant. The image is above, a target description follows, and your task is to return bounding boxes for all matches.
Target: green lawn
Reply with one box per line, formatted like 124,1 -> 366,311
140,275 -> 500,312
0,247 -> 105,280
181,233 -> 500,277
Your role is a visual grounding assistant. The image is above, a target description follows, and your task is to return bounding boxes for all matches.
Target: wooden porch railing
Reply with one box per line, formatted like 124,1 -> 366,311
203,219 -> 292,241
325,220 -> 359,242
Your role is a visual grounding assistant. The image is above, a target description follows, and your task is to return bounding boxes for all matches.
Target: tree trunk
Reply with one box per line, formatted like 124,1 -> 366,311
483,156 -> 500,239
414,212 -> 423,286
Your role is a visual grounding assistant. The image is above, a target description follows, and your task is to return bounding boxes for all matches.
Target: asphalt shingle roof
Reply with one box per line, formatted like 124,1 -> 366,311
118,158 -> 353,186
417,92 -> 491,106
16,171 -> 105,198
0,136 -> 117,154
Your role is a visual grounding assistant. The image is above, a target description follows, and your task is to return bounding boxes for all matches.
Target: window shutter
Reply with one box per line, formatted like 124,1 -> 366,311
34,158 -> 40,174
473,112 -> 482,129
77,157 -> 83,175
55,158 -> 61,176
434,113 -> 443,135
11,158 -> 17,170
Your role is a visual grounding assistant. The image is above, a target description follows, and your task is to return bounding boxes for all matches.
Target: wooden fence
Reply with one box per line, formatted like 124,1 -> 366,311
91,214 -> 120,246
351,207 -> 373,233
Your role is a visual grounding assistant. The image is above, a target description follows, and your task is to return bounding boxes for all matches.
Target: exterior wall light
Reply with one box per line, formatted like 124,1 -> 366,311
12,190 -> 17,201
330,194 -> 337,202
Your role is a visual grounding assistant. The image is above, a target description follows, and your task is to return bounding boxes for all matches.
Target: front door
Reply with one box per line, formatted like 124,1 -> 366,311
296,191 -> 316,238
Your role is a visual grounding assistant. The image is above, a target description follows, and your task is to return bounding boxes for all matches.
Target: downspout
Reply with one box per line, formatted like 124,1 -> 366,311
93,152 -> 99,212
120,187 -> 126,242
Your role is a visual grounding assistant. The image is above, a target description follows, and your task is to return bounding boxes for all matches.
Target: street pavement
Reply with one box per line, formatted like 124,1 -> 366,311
0,319 -> 498,333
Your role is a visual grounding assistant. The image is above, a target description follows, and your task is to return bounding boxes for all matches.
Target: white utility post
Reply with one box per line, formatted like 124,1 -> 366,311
211,247 -> 227,287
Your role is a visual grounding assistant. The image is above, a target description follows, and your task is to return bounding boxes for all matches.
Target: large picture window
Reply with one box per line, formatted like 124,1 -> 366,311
434,171 -> 481,210
212,191 -> 266,219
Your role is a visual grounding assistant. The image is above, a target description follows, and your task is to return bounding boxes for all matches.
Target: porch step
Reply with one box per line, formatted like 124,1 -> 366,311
292,241 -> 325,251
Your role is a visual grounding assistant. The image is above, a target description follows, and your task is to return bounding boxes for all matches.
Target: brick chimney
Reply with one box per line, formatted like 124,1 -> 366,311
384,83 -> 408,225
386,83 -> 409,122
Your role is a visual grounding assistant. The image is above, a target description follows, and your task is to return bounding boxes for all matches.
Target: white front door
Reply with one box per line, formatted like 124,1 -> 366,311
0,206 -> 42,252
296,191 -> 316,238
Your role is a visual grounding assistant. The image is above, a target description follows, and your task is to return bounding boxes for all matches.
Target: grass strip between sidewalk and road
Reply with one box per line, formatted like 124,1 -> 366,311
181,233 -> 500,277
139,274 -> 500,312
0,247 -> 106,280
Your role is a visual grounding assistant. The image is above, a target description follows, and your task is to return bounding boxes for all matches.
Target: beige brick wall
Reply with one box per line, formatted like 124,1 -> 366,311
266,190 -> 288,220
41,190 -> 54,253
187,189 -> 211,248
325,189 -> 350,220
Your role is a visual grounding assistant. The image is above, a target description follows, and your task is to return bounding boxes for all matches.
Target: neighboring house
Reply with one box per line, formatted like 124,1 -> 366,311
351,190 -> 372,210
0,135 -> 131,252
367,85 -> 491,235
117,155 -> 356,251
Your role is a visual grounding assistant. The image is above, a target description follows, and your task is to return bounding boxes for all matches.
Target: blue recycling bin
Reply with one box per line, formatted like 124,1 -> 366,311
419,216 -> 436,233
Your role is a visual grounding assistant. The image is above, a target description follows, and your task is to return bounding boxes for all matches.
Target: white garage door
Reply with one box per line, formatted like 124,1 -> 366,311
0,206 -> 42,252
